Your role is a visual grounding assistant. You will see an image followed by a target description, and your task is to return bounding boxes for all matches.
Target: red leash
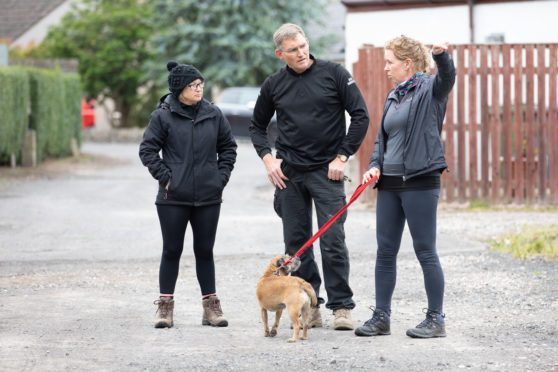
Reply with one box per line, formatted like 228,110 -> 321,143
281,175 -> 378,268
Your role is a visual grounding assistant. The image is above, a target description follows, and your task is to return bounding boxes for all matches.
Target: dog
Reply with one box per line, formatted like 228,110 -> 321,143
256,255 -> 318,342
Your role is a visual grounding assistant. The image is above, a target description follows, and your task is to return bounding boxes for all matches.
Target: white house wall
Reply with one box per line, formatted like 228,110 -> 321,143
474,1 -> 558,44
345,0 -> 558,73
12,1 -> 72,49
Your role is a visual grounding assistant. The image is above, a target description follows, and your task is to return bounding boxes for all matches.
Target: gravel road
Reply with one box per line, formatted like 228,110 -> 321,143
1,141 -> 557,372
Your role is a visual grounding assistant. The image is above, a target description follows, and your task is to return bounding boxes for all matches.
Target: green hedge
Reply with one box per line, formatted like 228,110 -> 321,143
0,66 -> 82,165
63,74 -> 83,149
0,67 -> 30,164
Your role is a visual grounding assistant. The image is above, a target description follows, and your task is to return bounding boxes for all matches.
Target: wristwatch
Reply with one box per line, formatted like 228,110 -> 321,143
337,154 -> 349,163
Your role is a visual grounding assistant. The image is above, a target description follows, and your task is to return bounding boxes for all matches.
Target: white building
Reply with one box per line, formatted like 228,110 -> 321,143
343,0 -> 558,71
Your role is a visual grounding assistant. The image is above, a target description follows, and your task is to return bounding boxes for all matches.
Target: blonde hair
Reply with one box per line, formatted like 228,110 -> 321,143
385,35 -> 431,74
273,23 -> 306,50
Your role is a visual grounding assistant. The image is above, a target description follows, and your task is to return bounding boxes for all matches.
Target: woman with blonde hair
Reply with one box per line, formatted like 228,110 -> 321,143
355,36 -> 455,338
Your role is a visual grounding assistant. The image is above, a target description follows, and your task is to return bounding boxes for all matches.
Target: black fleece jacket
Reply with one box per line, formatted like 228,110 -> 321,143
139,94 -> 237,206
249,56 -> 369,170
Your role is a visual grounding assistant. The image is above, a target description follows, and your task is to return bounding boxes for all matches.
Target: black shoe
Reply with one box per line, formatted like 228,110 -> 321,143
406,309 -> 446,338
355,307 -> 391,337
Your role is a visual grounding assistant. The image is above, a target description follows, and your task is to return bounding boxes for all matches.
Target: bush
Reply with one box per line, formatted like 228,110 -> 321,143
0,67 -> 30,164
62,73 -> 83,148
26,67 -> 81,162
0,67 -> 81,165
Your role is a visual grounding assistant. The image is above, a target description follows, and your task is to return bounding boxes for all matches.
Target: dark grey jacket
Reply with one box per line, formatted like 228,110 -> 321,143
369,51 -> 455,181
139,94 -> 237,206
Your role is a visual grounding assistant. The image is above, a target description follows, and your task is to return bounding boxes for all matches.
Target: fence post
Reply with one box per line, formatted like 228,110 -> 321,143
536,44 -> 547,203
525,45 -> 536,203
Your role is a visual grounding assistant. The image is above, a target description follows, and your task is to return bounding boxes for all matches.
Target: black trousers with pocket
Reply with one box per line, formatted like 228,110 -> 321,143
273,163 -> 355,310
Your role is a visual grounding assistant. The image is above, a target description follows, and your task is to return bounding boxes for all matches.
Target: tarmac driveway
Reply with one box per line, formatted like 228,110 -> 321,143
1,142 -> 557,371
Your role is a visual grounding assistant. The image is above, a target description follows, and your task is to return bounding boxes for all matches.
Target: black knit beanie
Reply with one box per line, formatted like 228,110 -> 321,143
167,61 -> 204,98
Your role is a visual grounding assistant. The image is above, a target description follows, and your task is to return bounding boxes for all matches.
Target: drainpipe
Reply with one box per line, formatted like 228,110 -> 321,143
469,0 -> 475,43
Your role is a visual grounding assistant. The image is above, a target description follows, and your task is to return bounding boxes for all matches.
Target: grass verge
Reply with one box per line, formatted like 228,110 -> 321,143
491,224 -> 558,260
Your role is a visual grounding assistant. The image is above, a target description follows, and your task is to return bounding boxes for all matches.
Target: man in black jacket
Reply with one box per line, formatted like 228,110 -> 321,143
249,23 -> 369,330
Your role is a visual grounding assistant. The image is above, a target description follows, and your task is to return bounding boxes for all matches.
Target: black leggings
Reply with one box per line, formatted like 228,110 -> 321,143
375,188 -> 444,314
156,204 -> 221,296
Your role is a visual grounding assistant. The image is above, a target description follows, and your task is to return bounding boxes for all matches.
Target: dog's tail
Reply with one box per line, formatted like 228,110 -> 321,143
302,281 -> 318,307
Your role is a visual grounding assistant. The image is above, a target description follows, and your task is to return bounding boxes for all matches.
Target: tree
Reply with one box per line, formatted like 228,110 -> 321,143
41,0 -> 154,127
145,0 -> 333,100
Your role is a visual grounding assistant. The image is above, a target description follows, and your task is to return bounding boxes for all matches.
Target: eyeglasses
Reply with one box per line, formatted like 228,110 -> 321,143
187,82 -> 205,90
282,42 -> 308,55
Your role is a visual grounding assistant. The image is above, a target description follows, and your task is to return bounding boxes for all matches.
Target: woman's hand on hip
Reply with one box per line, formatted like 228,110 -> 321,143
362,167 -> 380,185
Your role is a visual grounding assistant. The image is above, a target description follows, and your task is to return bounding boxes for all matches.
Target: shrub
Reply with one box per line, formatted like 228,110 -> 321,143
0,66 -> 81,165
0,67 -> 30,164
27,67 -> 81,161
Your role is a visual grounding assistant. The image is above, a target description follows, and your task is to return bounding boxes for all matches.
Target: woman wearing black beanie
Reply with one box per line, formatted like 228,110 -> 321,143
139,61 -> 237,329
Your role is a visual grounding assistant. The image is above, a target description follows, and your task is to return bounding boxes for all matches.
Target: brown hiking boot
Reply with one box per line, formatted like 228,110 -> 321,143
333,308 -> 354,330
308,307 -> 323,328
154,297 -> 174,328
202,295 -> 228,327
291,306 -> 323,329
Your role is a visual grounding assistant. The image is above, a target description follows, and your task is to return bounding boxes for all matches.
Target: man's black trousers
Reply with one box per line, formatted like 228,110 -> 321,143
273,163 -> 355,310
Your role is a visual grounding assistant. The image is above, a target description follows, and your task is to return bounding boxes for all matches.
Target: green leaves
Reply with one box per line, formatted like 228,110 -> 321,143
146,0 -> 330,99
0,67 -> 80,164
0,67 -> 30,164
31,0 -> 331,126
41,0 -> 154,127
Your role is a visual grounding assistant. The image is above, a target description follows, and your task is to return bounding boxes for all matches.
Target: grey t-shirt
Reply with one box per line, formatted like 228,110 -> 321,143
382,92 -> 413,176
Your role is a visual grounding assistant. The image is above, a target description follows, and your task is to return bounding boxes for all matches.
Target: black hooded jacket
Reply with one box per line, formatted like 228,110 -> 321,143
139,94 -> 237,206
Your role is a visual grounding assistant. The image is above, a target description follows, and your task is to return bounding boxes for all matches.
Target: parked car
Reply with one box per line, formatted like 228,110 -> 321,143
215,87 -> 278,147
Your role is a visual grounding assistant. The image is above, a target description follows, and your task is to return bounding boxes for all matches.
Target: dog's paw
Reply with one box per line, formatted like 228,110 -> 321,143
287,337 -> 297,343
264,329 -> 270,337
270,328 -> 277,337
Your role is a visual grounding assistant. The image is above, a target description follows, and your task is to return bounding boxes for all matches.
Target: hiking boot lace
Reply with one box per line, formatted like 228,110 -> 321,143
336,308 -> 349,319
363,306 -> 384,326
417,308 -> 444,328
416,316 -> 434,328
154,300 -> 169,317
209,298 -> 223,316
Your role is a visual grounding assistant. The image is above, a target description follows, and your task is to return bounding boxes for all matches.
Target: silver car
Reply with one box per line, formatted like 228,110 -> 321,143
215,87 -> 277,147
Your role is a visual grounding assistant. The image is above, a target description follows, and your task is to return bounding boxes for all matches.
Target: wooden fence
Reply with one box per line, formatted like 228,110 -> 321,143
353,43 -> 558,205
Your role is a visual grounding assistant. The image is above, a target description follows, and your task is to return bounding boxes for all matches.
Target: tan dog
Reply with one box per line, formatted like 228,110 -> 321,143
256,255 -> 318,342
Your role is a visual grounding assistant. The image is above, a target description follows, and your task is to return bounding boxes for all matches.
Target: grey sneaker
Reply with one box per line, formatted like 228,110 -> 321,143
154,297 -> 174,328
406,309 -> 446,338
333,308 -> 354,330
354,307 -> 390,336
